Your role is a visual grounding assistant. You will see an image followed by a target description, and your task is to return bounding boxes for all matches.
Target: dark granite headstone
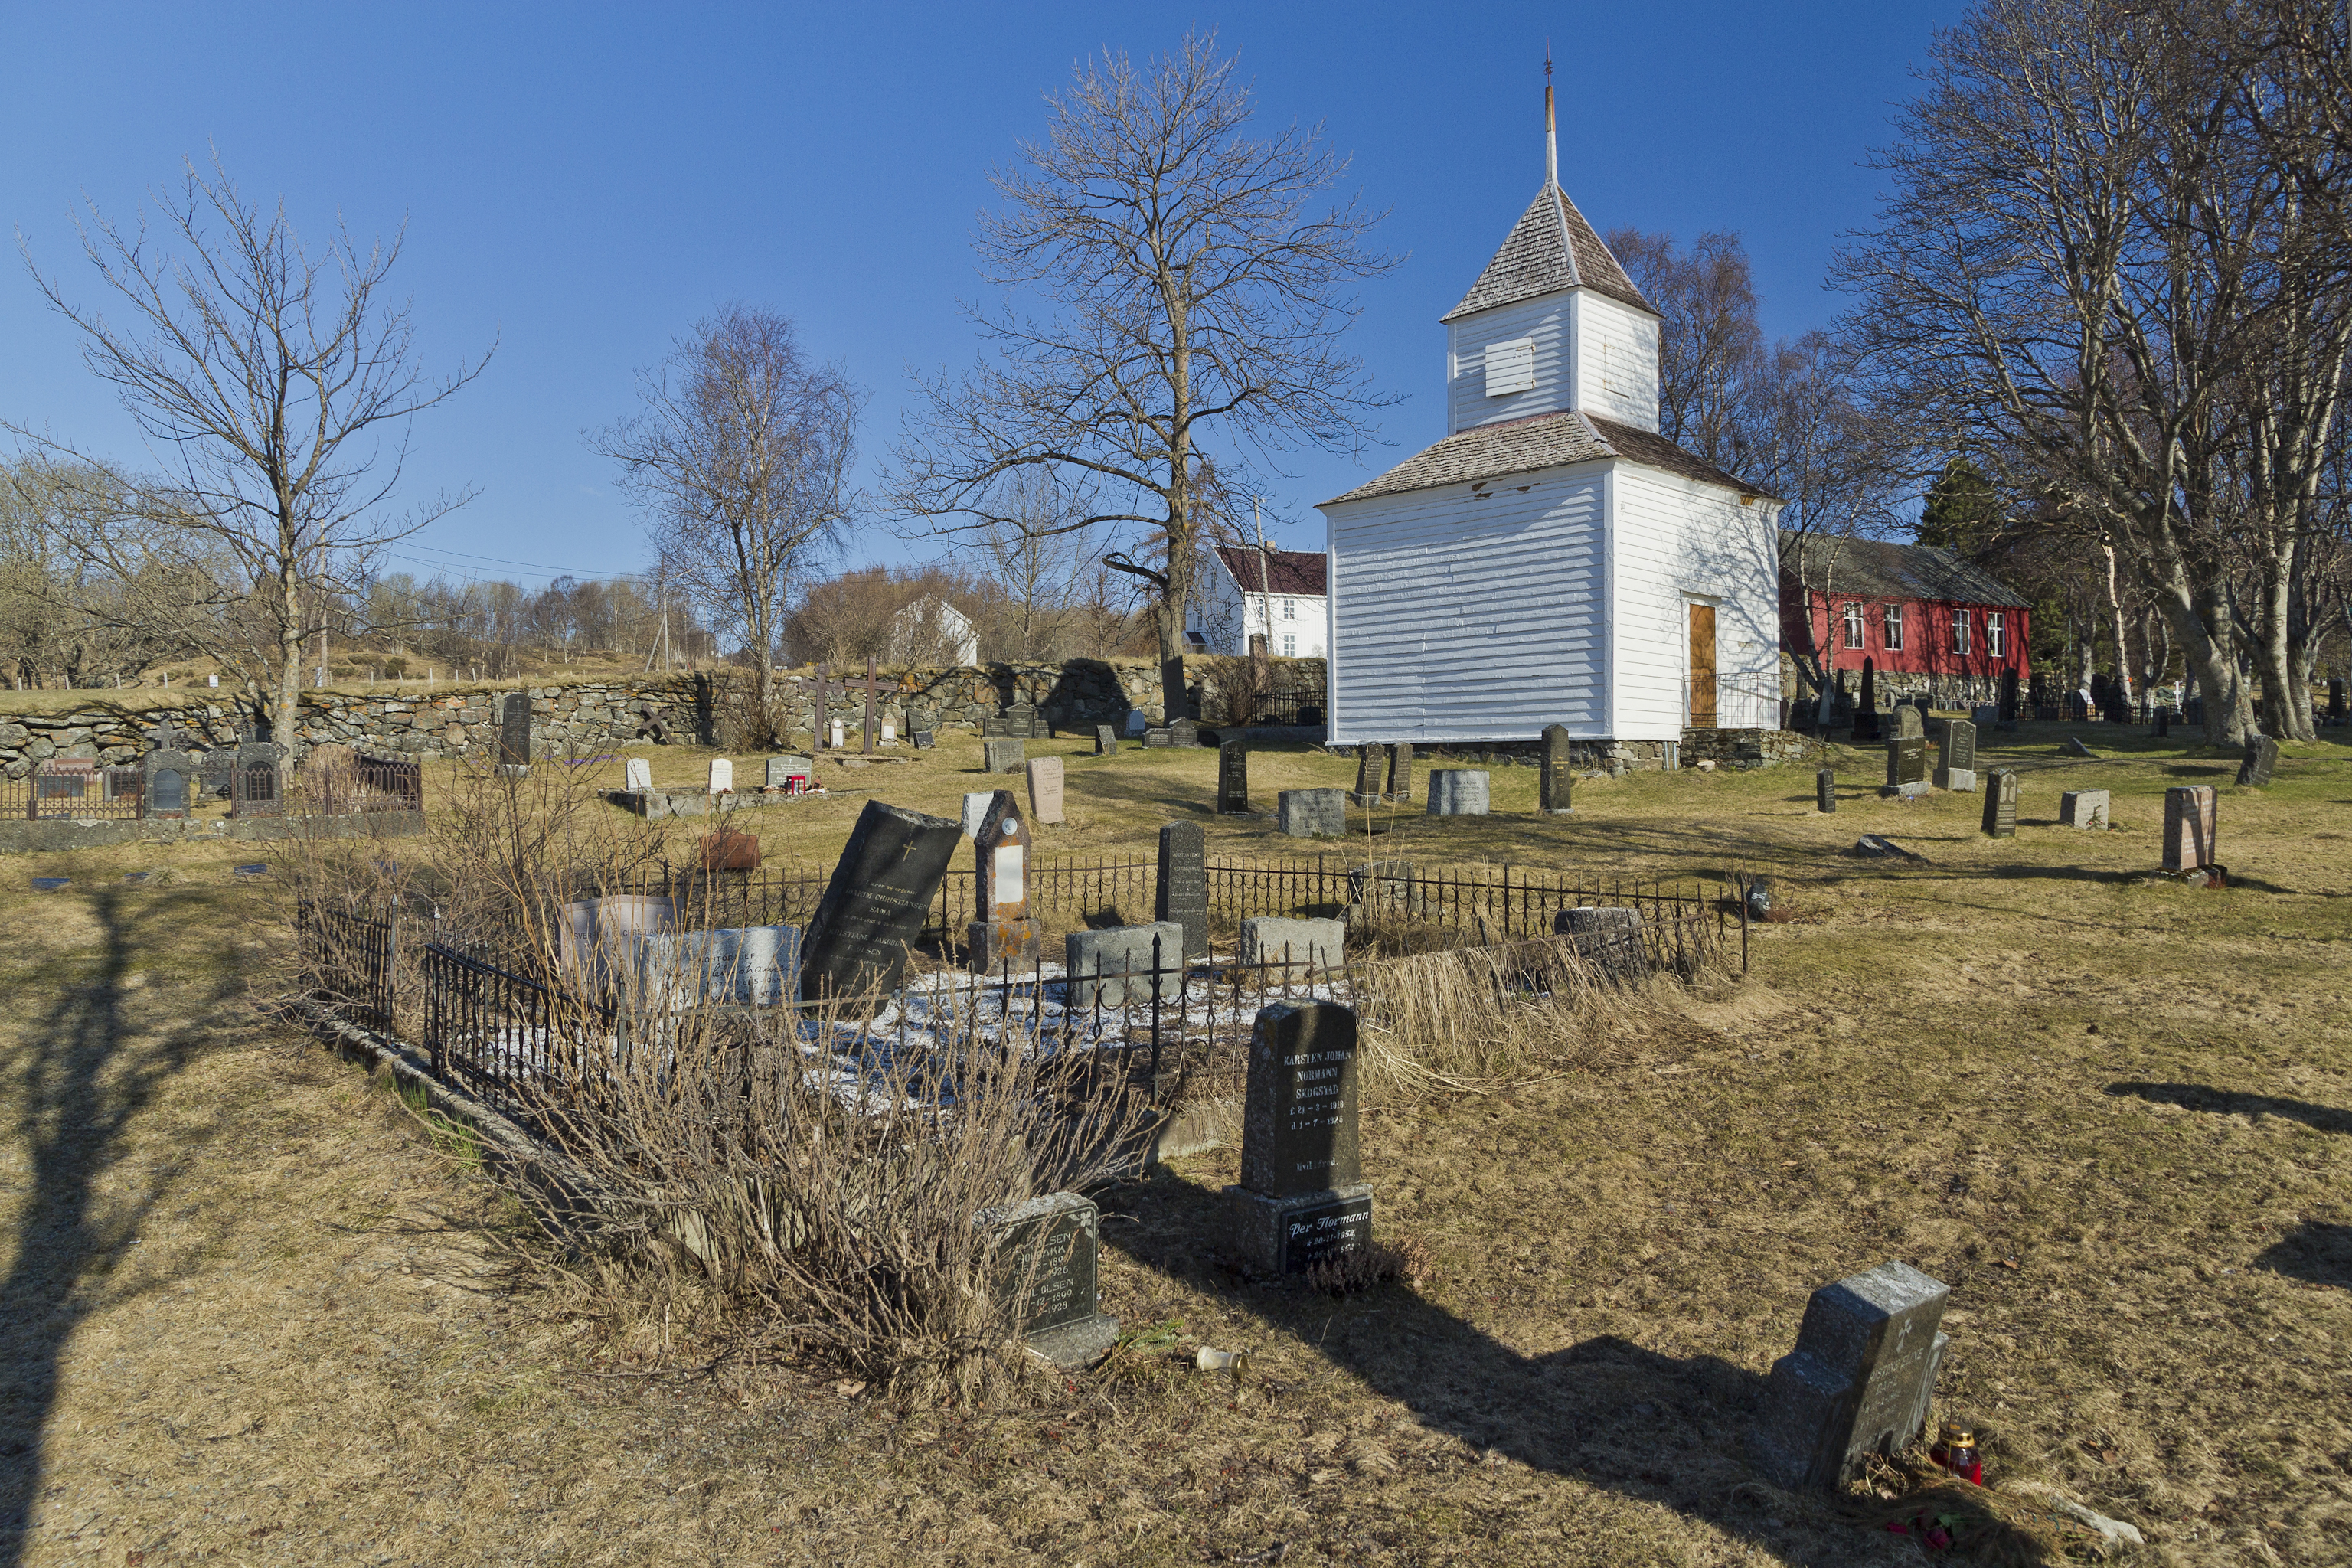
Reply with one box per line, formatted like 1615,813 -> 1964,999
980,1192 -> 1116,1370
1998,665 -> 2020,724
1939,719 -> 1976,774
2152,710 -> 2169,738
1168,718 -> 1199,748
1816,769 -> 1836,815
2237,735 -> 2279,787
1981,768 -> 2018,838
912,730 -> 935,750
231,742 -> 286,817
498,692 -> 532,767
1155,820 -> 1208,960
1217,739 -> 1250,814
1351,743 -> 1384,807
1094,724 -> 1118,756
1227,1001 -> 1373,1276
1854,659 -> 1880,741
1386,741 -> 1415,804
1142,727 -> 1174,749
797,801 -> 962,1004
1753,1261 -> 1951,1491
983,737 -> 1026,774
1553,905 -> 1646,978
2331,678 -> 2347,724
1540,724 -> 1574,815
1004,703 -> 1040,739
149,766 -> 186,816
1885,735 -> 1926,789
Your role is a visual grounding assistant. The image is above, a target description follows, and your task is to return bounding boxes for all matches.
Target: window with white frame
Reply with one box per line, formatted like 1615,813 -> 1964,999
1281,634 -> 1297,657
1953,610 -> 1971,654
1279,597 -> 1297,621
1988,612 -> 2007,657
1842,603 -> 1865,648
1884,603 -> 1905,651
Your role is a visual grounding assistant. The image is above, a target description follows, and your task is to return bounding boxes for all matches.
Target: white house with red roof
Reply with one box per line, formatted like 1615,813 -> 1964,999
1186,544 -> 1328,658
1318,80 -> 1782,756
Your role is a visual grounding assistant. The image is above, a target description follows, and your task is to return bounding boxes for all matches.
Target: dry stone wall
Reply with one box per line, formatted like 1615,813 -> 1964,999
0,656 -> 1332,775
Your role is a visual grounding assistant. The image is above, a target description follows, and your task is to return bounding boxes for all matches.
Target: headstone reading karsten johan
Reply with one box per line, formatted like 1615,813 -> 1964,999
796,801 -> 962,1005
1540,725 -> 1574,815
1981,769 -> 2019,838
1227,1001 -> 1374,1276
1217,739 -> 1251,814
1934,719 -> 1978,793
1155,820 -> 1209,960
978,1191 -> 1118,1370
968,790 -> 1040,972
1753,1261 -> 1952,1491
2164,786 -> 2216,871
1025,756 -> 1065,826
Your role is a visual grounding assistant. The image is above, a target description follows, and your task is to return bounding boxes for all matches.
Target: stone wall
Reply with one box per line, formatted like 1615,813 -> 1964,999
0,656 -> 1332,775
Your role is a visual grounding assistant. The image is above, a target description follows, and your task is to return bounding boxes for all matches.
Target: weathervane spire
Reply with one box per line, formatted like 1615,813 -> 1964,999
1544,44 -> 1558,188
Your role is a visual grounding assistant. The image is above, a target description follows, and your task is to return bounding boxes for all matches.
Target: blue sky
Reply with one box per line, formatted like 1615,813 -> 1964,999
1,2 -> 1963,592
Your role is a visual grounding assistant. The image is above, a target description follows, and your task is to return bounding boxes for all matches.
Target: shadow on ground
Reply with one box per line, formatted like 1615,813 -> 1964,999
2102,1081 -> 2352,1136
2256,1221 -> 2352,1289
0,887 -> 230,1568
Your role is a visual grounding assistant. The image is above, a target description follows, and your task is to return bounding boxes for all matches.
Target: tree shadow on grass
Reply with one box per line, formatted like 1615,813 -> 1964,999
1099,1171 -> 1878,1567
0,887 -> 231,1568
2255,1221 -> 2352,1289
2102,1081 -> 2352,1135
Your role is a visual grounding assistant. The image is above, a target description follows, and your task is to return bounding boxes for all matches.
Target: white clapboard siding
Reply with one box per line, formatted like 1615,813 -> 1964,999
1446,292 -> 1573,434
1573,293 -> 1662,433
1612,464 -> 1782,737
1328,468 -> 1609,743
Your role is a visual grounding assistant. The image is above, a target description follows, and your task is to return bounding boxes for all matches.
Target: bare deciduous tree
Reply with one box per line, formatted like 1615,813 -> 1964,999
14,154 -> 489,754
893,30 -> 1396,719
595,305 -> 861,733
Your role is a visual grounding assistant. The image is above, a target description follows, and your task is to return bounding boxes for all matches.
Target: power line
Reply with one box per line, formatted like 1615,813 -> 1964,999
394,541 -> 655,578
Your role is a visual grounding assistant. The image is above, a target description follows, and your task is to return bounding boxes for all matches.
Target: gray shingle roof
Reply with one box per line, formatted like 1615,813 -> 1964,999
1441,185 -> 1654,322
1779,532 -> 2034,609
1321,410 -> 1772,506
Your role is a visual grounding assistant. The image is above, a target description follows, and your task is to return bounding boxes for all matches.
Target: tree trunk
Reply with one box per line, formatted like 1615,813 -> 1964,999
276,555 -> 303,772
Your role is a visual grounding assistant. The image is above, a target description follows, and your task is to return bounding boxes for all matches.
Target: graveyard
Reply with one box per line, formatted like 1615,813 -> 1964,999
2,721 -> 2347,1565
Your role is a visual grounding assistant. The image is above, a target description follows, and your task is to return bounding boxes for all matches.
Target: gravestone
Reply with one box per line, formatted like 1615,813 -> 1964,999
1426,769 -> 1490,817
625,756 -> 653,792
1155,821 -> 1209,959
1815,769 -> 1836,814
1227,1001 -> 1373,1276
1854,660 -> 1880,741
1217,740 -> 1251,815
1386,742 -> 1415,804
558,893 -> 676,990
1005,703 -> 1041,739
961,791 -> 995,838
701,828 -> 760,871
1999,665 -> 2020,725
626,925 -> 799,1011
979,717 -> 1014,739
765,755 -> 811,789
1095,724 -> 1118,756
829,719 -> 847,748
231,742 -> 286,817
1351,745 -> 1385,807
1893,704 -> 1925,741
1752,1261 -> 1952,1491
1883,735 -> 1928,797
2154,710 -> 2170,738
2059,789 -> 2111,829
2237,735 -> 2279,787
1142,727 -> 1174,749
2164,785 -> 2216,871
1981,769 -> 2019,838
1277,787 -> 1348,838
983,737 -> 1026,774
797,801 -> 962,1004
707,757 -> 733,795
1236,916 -> 1347,977
1025,756 -> 1066,826
2331,678 -> 2347,724
913,730 -> 935,750
498,692 -> 532,769
2063,736 -> 2096,758
1063,923 -> 1184,1008
1971,704 -> 1999,730
1168,718 -> 1199,748
1934,719 -> 1978,793
979,1192 -> 1117,1370
141,746 -> 198,820
1540,724 -> 1574,815
1553,906 -> 1646,978
969,790 -> 1040,972
1125,710 -> 1149,736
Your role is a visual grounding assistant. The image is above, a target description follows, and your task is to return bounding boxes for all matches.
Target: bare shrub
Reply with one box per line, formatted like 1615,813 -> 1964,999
1351,936 -> 1642,1100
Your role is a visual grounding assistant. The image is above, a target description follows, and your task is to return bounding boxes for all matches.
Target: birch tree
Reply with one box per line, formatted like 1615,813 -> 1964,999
15,155 -> 488,755
893,30 -> 1396,720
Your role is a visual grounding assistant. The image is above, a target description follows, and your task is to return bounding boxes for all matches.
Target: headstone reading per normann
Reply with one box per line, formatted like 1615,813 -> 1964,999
1227,1001 -> 1374,1276
796,801 -> 962,1005
1752,1260 -> 1951,1491
1155,820 -> 1208,960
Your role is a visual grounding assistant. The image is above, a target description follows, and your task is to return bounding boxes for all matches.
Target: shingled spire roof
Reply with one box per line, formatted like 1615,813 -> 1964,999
1441,185 -> 1655,322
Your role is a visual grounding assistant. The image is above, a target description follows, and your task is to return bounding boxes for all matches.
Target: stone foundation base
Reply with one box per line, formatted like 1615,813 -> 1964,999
1022,1313 -> 1119,1371
1336,728 -> 1819,774
1226,1183 -> 1374,1276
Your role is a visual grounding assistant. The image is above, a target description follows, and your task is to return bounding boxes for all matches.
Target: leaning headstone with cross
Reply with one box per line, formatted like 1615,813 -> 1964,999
795,801 -> 962,1007
1752,1262 -> 1951,1491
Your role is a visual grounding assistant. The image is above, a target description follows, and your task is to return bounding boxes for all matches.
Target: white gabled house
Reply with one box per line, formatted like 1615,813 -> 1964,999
1186,545 -> 1328,658
1318,85 -> 1782,759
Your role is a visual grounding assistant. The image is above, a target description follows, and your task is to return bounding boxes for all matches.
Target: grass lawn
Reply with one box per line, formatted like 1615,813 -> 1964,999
0,721 -> 2346,1565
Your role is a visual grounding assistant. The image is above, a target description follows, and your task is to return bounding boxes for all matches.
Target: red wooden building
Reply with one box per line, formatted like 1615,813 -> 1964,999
1779,534 -> 2032,705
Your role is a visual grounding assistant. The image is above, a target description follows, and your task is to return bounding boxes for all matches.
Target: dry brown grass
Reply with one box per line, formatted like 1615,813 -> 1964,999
2,720 -> 2349,1563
